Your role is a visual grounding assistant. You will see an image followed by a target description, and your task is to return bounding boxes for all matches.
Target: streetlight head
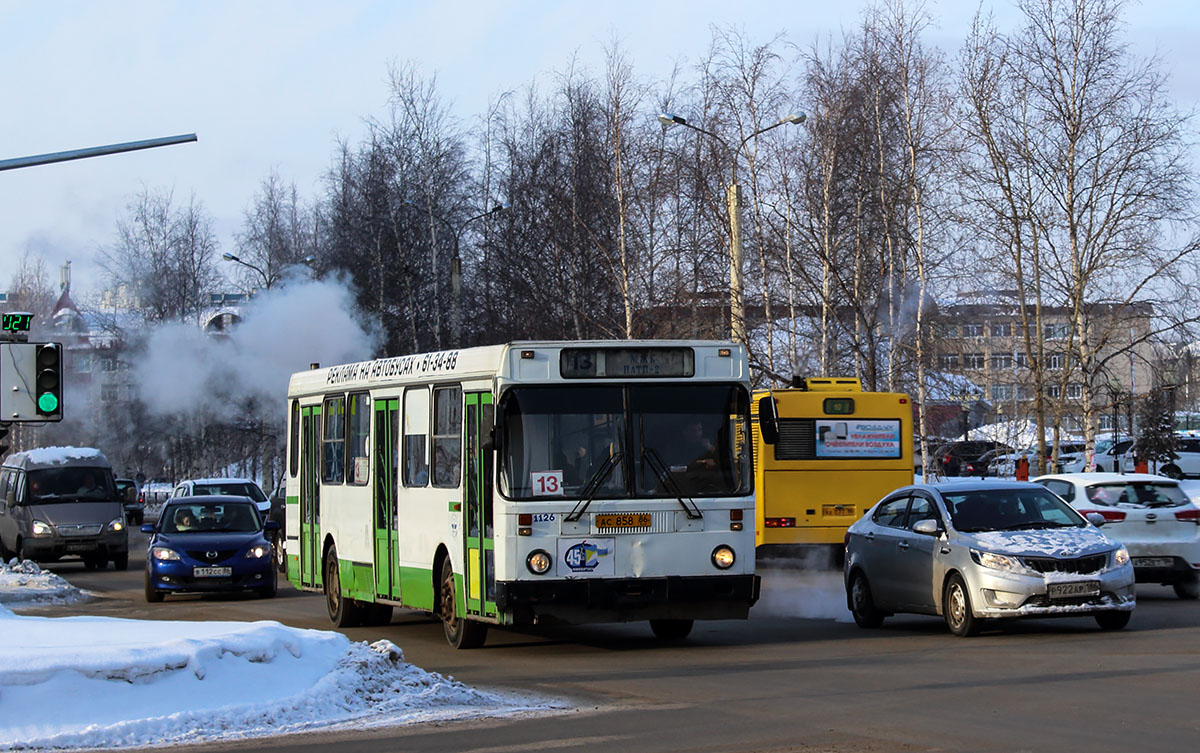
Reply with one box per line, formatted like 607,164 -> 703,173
221,252 -> 238,262
301,255 -> 316,264
782,112 -> 807,125
491,202 -> 510,214
658,113 -> 685,127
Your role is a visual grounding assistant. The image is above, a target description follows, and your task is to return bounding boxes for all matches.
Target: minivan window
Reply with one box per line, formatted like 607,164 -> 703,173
26,467 -> 115,502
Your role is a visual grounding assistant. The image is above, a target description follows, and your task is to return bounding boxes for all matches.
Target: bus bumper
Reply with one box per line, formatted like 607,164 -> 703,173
494,574 -> 760,625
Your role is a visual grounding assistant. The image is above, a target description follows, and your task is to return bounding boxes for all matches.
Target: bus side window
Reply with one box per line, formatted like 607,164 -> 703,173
403,387 -> 430,487
289,400 -> 300,478
433,385 -> 462,488
347,392 -> 371,486
323,395 -> 346,484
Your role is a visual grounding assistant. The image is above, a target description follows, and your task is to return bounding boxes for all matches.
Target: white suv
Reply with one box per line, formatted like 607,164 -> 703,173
1121,436 -> 1200,479
171,477 -> 271,516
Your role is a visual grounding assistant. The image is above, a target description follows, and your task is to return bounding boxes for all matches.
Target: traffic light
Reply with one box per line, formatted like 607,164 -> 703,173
34,343 -> 62,418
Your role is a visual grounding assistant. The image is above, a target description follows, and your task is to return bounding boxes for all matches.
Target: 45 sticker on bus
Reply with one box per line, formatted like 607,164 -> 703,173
557,538 -> 615,576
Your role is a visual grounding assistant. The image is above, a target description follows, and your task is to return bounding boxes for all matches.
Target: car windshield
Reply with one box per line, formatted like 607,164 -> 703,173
27,467 -> 115,502
499,384 -> 752,499
1084,482 -> 1189,508
193,482 -> 267,502
944,487 -> 1086,532
162,503 -> 261,533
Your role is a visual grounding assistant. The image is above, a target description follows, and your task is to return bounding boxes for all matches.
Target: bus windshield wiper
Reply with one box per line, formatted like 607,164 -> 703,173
565,452 -> 623,522
642,447 -> 703,520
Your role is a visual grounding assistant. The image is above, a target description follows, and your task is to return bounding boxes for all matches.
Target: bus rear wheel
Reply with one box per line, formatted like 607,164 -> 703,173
439,558 -> 487,649
649,619 -> 693,640
325,546 -> 365,627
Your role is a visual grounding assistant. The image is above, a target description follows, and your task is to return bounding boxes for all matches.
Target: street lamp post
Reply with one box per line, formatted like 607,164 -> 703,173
420,203 -> 508,348
221,253 -> 271,290
658,112 -> 805,346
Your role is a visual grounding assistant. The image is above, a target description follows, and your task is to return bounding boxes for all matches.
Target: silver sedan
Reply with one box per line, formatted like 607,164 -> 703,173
844,481 -> 1135,636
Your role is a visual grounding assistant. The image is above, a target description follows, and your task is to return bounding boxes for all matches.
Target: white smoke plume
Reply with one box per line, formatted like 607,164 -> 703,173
135,276 -> 379,420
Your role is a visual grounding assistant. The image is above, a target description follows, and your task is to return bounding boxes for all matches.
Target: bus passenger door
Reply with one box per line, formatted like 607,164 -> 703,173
464,392 -> 497,619
373,398 -> 400,599
300,405 -> 321,589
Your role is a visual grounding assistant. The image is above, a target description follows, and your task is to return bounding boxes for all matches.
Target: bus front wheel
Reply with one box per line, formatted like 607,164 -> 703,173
439,558 -> 487,649
325,546 -> 365,627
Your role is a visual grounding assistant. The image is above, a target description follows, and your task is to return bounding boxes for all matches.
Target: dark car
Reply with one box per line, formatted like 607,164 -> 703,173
115,478 -> 143,525
933,441 -> 1011,477
141,496 -> 279,602
964,448 -> 1008,477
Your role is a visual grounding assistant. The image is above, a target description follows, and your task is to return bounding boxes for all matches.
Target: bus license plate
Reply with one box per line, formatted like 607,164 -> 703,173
822,505 -> 856,517
595,513 -> 652,529
194,567 -> 232,578
1047,581 -> 1099,599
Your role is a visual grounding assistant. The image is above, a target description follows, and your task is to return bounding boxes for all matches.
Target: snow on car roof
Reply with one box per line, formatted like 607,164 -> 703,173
5,446 -> 109,468
1033,472 -> 1178,485
183,477 -> 259,485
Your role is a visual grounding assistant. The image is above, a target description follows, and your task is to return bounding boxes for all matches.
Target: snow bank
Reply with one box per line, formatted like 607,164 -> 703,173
0,610 -> 554,750
0,559 -> 91,608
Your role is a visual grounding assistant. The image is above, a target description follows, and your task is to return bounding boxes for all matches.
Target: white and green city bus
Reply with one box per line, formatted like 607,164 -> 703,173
284,340 -> 759,648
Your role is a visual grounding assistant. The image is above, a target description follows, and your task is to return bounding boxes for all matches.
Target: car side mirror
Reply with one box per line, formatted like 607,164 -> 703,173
912,519 -> 942,536
140,524 -> 156,534
1085,512 -> 1106,527
758,395 -> 779,445
264,520 -> 280,531
4,489 -> 15,508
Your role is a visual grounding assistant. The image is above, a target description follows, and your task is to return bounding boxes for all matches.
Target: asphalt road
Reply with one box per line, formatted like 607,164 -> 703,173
23,532 -> 1200,753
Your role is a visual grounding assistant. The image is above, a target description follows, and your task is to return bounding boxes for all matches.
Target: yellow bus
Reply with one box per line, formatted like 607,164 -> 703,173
752,378 -> 913,560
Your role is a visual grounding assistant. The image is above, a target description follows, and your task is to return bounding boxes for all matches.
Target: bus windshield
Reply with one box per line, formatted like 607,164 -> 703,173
500,384 -> 750,500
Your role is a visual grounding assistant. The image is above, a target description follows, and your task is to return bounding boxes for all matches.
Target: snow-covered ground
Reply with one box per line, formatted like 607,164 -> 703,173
0,563 -> 558,751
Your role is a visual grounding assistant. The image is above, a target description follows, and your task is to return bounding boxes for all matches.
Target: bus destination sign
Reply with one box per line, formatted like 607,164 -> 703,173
560,347 -> 695,379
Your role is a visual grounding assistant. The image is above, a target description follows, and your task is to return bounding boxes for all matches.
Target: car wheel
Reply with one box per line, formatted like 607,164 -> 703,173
439,558 -> 487,649
272,535 -> 287,574
144,578 -> 164,603
849,571 -> 885,629
1172,576 -> 1199,600
0,535 -> 13,562
1163,465 -> 1184,480
943,574 -> 980,637
324,546 -> 364,627
649,619 -> 694,640
1095,610 -> 1132,630
112,553 -> 129,571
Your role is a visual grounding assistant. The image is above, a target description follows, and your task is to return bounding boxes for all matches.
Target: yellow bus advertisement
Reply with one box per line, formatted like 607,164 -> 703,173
752,379 -> 913,560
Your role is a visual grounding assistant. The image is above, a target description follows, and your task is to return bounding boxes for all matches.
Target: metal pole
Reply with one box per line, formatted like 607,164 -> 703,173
0,134 -> 197,172
727,183 -> 745,346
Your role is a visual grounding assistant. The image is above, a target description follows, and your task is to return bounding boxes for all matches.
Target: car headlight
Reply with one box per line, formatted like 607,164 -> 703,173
526,549 -> 552,575
971,549 -> 1033,575
244,545 -> 269,559
711,545 -> 736,570
151,547 -> 180,561
1112,546 -> 1130,569
31,520 -> 53,537
107,517 -> 125,532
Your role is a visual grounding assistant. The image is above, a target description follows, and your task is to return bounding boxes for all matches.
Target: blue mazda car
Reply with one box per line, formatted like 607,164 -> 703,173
142,496 -> 279,602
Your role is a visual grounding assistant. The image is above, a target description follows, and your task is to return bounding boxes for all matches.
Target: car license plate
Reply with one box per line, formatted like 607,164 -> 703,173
65,544 -> 91,552
1047,581 -> 1100,599
1133,557 -> 1174,568
823,505 -> 856,517
595,513 -> 652,529
193,567 -> 232,578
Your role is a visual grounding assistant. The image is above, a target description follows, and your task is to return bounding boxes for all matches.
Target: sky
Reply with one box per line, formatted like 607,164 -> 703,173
2,0 -> 1199,299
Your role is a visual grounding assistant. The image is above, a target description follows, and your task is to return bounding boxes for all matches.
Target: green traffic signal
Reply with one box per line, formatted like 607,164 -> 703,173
37,392 -> 59,413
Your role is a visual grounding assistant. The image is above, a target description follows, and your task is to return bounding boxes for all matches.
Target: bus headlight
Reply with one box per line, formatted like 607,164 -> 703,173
711,545 -> 736,570
526,549 -> 552,575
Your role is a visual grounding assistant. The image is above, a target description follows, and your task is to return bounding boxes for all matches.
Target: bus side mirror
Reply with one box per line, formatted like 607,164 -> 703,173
758,395 -> 779,445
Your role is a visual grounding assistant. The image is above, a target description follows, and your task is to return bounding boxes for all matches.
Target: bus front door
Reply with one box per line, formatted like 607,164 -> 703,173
300,405 -> 321,589
464,392 -> 497,619
373,398 -> 400,599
